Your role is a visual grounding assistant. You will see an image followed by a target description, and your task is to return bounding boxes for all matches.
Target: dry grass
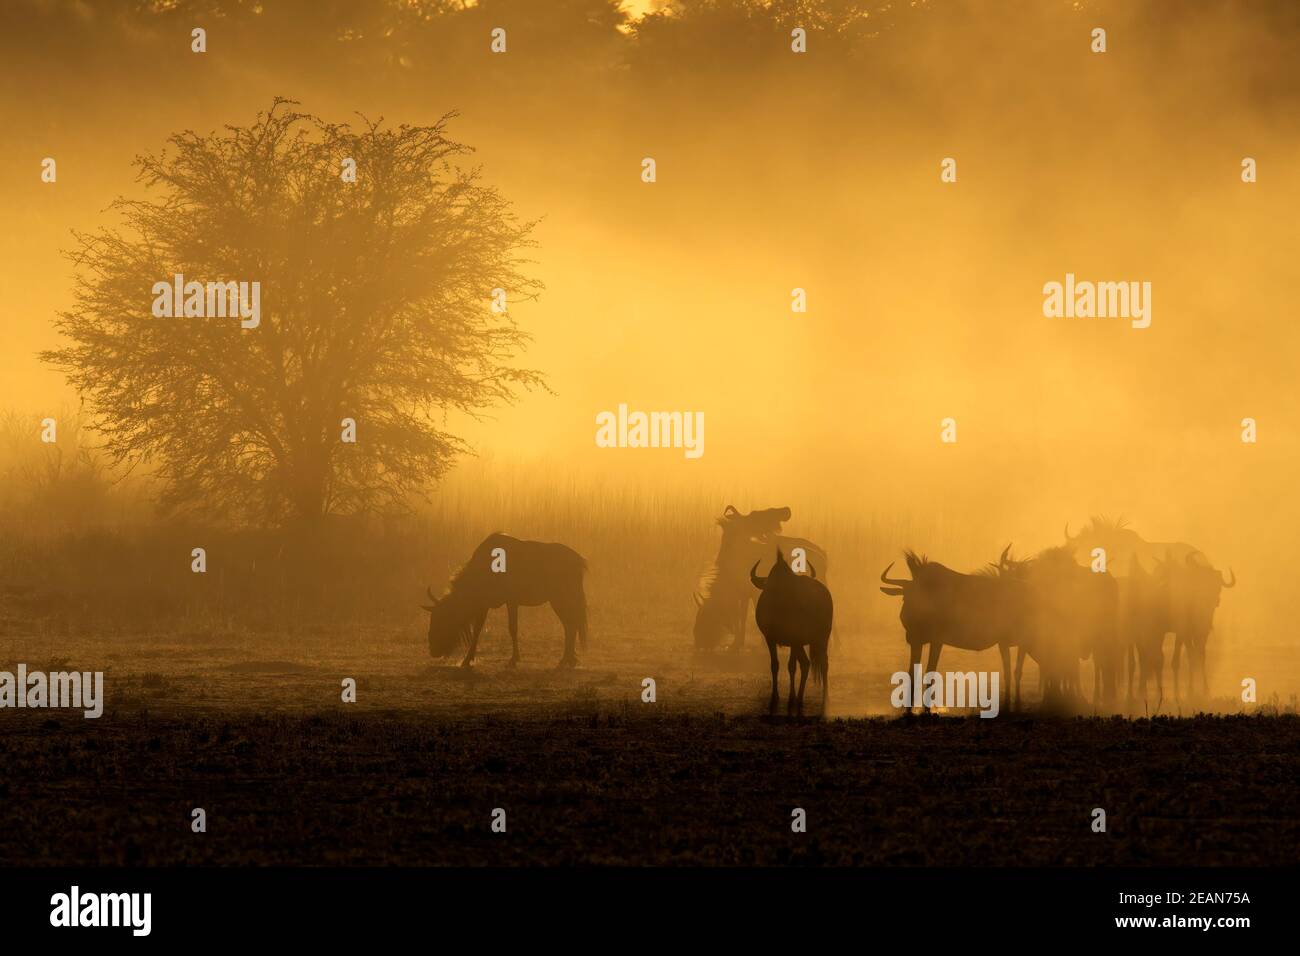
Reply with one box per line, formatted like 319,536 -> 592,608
0,408 -> 1295,698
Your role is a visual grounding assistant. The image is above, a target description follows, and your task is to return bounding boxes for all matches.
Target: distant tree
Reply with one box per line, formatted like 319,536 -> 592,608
43,99 -> 544,525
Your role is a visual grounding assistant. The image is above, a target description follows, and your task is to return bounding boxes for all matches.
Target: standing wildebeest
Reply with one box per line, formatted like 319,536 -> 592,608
1165,553 -> 1235,703
880,551 -> 1024,713
1063,516 -> 1206,575
998,546 -> 1120,710
751,549 -> 832,715
1125,556 -> 1174,713
1066,519 -> 1233,708
421,533 -> 588,669
693,505 -> 827,652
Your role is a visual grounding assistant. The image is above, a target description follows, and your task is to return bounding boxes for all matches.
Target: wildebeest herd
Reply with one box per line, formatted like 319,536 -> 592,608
420,511 -> 1234,719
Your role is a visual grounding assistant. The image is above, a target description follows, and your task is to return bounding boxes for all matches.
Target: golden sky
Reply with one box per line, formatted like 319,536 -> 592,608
1,1 -> 1297,591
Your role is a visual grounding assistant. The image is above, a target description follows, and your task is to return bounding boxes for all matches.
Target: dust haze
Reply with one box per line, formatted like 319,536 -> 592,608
0,0 -> 1298,868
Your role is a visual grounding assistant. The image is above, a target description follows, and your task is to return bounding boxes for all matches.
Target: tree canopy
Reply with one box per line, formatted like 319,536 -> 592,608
43,100 -> 544,525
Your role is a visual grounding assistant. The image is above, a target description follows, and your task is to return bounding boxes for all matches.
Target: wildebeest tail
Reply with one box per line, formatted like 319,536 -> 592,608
810,643 -> 829,689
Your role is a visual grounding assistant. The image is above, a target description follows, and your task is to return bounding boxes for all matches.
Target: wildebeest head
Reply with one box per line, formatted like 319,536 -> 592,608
879,560 -> 909,596
720,505 -> 792,538
1065,516 -> 1208,577
879,550 -> 950,595
1064,516 -> 1141,556
421,586 -> 471,657
1162,553 -> 1236,629
880,550 -> 959,595
992,543 -> 1018,573
999,543 -> 1080,580
750,549 -> 795,590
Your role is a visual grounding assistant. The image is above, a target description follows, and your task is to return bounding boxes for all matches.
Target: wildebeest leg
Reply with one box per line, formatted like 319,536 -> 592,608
1013,646 -> 1026,711
1187,634 -> 1204,700
998,642 -> 1011,712
1139,670 -> 1148,717
728,598 -> 748,650
461,608 -> 488,667
817,641 -> 829,714
1171,634 -> 1184,709
553,602 -> 579,668
1198,635 -> 1209,698
506,604 -> 520,667
1126,644 -> 1137,710
766,638 -> 780,714
793,645 -> 810,716
1153,639 -> 1166,715
561,623 -> 579,668
924,642 -> 943,713
906,642 -> 923,715
786,649 -> 799,716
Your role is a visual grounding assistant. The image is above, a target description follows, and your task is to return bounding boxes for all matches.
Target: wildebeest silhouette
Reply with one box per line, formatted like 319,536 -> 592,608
722,503 -> 791,538
694,505 -> 827,652
1125,555 -> 1174,713
1164,553 -> 1235,703
750,549 -> 832,716
1063,516 -> 1205,575
880,550 -> 1023,713
1064,519 -> 1236,709
998,546 -> 1120,710
421,533 -> 588,669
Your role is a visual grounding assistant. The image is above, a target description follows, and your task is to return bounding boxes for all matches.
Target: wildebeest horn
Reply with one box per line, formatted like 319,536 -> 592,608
426,585 -> 437,603
1063,522 -> 1071,540
999,543 -> 1013,567
749,560 -> 767,589
693,592 -> 704,608
880,562 -> 908,587
1221,568 -> 1236,588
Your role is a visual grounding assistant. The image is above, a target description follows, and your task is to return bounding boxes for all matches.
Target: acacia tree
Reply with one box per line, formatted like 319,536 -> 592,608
44,99 -> 544,525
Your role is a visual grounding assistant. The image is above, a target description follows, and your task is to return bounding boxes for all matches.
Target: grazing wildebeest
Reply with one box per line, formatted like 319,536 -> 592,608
693,505 -> 827,652
879,551 -> 1023,713
1165,553 -> 1235,703
998,546 -> 1120,711
750,549 -> 832,715
421,533 -> 588,669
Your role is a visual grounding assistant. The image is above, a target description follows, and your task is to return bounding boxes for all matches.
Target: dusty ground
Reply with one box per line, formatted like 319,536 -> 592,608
1,612 -> 1297,866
